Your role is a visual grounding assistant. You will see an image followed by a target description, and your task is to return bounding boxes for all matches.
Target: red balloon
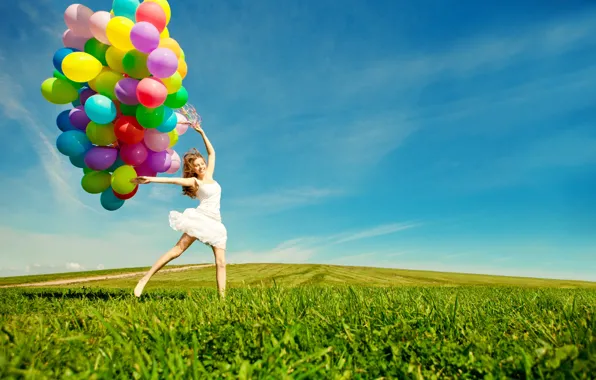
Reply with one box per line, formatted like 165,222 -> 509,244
114,116 -> 145,144
136,77 -> 167,108
113,185 -> 138,200
136,2 -> 167,32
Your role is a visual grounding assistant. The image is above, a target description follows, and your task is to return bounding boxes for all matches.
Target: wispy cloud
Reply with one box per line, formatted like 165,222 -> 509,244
330,222 -> 421,245
229,187 -> 344,214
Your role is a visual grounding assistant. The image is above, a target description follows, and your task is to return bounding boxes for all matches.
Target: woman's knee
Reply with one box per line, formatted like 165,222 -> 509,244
173,234 -> 194,257
214,249 -> 226,268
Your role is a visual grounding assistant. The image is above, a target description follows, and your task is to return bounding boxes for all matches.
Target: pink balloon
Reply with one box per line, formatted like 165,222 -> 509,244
89,11 -> 112,45
143,129 -> 169,152
63,29 -> 88,51
175,112 -> 189,135
120,142 -> 148,166
165,149 -> 181,174
134,160 -> 157,177
64,4 -> 94,38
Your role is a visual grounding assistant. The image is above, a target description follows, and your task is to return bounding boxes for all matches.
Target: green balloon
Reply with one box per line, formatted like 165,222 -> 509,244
119,104 -> 138,116
86,121 -> 117,146
53,70 -> 83,90
164,86 -> 188,108
84,38 -> 109,66
111,165 -> 137,195
83,167 -> 93,174
136,105 -> 165,129
94,70 -> 122,100
40,77 -> 79,104
122,50 -> 150,79
81,171 -> 112,194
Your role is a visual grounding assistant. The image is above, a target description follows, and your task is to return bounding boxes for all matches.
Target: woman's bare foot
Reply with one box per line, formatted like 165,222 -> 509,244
134,276 -> 149,297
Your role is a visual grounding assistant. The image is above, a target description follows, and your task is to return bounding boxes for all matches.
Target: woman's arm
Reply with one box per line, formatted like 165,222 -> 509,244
194,124 -> 216,176
132,176 -> 197,187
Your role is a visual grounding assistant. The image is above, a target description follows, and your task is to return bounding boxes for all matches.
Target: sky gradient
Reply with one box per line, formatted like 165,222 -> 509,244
1,0 -> 595,280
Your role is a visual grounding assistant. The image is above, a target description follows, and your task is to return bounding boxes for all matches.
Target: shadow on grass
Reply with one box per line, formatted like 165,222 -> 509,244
15,288 -> 196,301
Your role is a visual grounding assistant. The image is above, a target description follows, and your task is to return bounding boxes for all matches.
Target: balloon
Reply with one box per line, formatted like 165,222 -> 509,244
122,50 -> 150,78
108,156 -> 125,172
62,29 -> 89,51
145,0 -> 171,24
85,146 -> 118,171
70,153 -> 88,168
79,88 -> 96,105
86,121 -> 117,146
156,107 -> 177,133
81,170 -> 112,194
120,142 -> 148,166
105,46 -> 126,73
114,78 -> 140,105
41,78 -> 79,104
54,70 -> 84,90
119,103 -> 138,116
163,86 -> 187,108
57,110 -> 76,132
72,98 -> 82,107
87,67 -> 109,91
146,48 -> 178,78
167,128 -> 178,148
136,77 -> 167,107
136,105 -> 164,129
69,106 -> 91,130
159,27 -> 169,39
146,150 -> 171,172
177,59 -> 187,79
112,0 -> 140,21
56,130 -> 92,157
134,160 -> 157,176
135,2 -> 166,32
161,72 -> 182,94
157,38 -> 181,58
84,38 -> 109,66
113,185 -> 138,200
114,115 -> 145,144
64,4 -> 94,37
53,47 -> 78,74
106,16 -> 135,51
144,129 -> 169,152
130,21 -> 160,53
61,52 -> 103,83
94,69 -> 123,100
101,188 -> 125,211
165,149 -> 180,173
111,165 -> 137,194
85,94 -> 117,124
174,112 -> 189,135
180,49 -> 185,60
89,11 -> 112,44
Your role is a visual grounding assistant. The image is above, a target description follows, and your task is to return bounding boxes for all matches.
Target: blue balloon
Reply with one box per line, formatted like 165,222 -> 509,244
100,188 -> 125,211
72,98 -> 81,107
56,110 -> 75,132
112,0 -> 140,20
52,48 -> 78,74
69,153 -> 87,168
85,95 -> 116,124
56,130 -> 92,157
107,156 -> 125,172
156,107 -> 177,133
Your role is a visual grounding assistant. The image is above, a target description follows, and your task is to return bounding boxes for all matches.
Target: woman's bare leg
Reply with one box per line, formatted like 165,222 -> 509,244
134,233 -> 196,297
211,246 -> 226,298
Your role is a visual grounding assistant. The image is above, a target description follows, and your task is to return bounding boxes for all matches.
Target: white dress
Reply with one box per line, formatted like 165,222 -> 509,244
168,181 -> 227,249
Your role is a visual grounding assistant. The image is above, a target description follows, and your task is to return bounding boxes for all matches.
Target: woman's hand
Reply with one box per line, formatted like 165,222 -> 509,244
192,122 -> 204,134
131,176 -> 151,184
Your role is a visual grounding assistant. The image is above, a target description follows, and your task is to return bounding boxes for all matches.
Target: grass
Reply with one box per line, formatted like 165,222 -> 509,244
1,264 -> 595,378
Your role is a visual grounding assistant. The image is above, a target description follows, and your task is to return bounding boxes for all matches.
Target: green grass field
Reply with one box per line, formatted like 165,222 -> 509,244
1,264 -> 595,378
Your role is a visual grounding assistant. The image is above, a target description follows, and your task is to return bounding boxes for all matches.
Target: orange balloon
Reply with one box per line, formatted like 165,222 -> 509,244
158,38 -> 181,59
177,59 -> 187,79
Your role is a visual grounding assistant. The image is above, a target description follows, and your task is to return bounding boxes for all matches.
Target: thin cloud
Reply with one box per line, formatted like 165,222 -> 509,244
229,187 -> 345,214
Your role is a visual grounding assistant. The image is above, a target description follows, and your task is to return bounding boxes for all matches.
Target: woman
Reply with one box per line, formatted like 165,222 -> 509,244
131,123 -> 227,298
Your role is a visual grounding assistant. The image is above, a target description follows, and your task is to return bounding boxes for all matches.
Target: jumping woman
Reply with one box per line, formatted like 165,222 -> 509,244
131,123 -> 227,298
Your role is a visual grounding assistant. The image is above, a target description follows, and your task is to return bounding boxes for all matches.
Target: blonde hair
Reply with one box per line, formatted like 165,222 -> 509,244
181,148 -> 205,199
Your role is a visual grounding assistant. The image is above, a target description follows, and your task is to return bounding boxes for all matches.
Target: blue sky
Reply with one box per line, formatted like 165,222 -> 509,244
1,0 -> 595,280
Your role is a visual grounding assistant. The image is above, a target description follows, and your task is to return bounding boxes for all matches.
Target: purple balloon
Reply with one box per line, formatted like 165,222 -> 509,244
79,88 -> 96,106
120,142 -> 148,166
147,48 -> 178,78
114,78 -> 140,105
134,160 -> 157,177
146,150 -> 171,173
69,106 -> 91,130
130,22 -> 160,53
84,146 -> 118,171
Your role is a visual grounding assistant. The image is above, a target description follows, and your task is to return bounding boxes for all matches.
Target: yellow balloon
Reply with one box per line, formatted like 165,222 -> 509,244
180,49 -> 185,60
158,38 -> 181,58
110,9 -> 114,16
145,0 -> 171,24
87,67 -> 110,92
168,128 -> 179,148
160,26 -> 169,39
161,72 -> 182,94
177,59 -> 187,79
95,69 -> 123,100
40,78 -> 79,104
61,52 -> 103,83
105,46 -> 126,74
106,16 -> 135,52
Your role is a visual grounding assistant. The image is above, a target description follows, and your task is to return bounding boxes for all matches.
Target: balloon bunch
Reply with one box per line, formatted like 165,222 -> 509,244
40,0 -> 193,211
